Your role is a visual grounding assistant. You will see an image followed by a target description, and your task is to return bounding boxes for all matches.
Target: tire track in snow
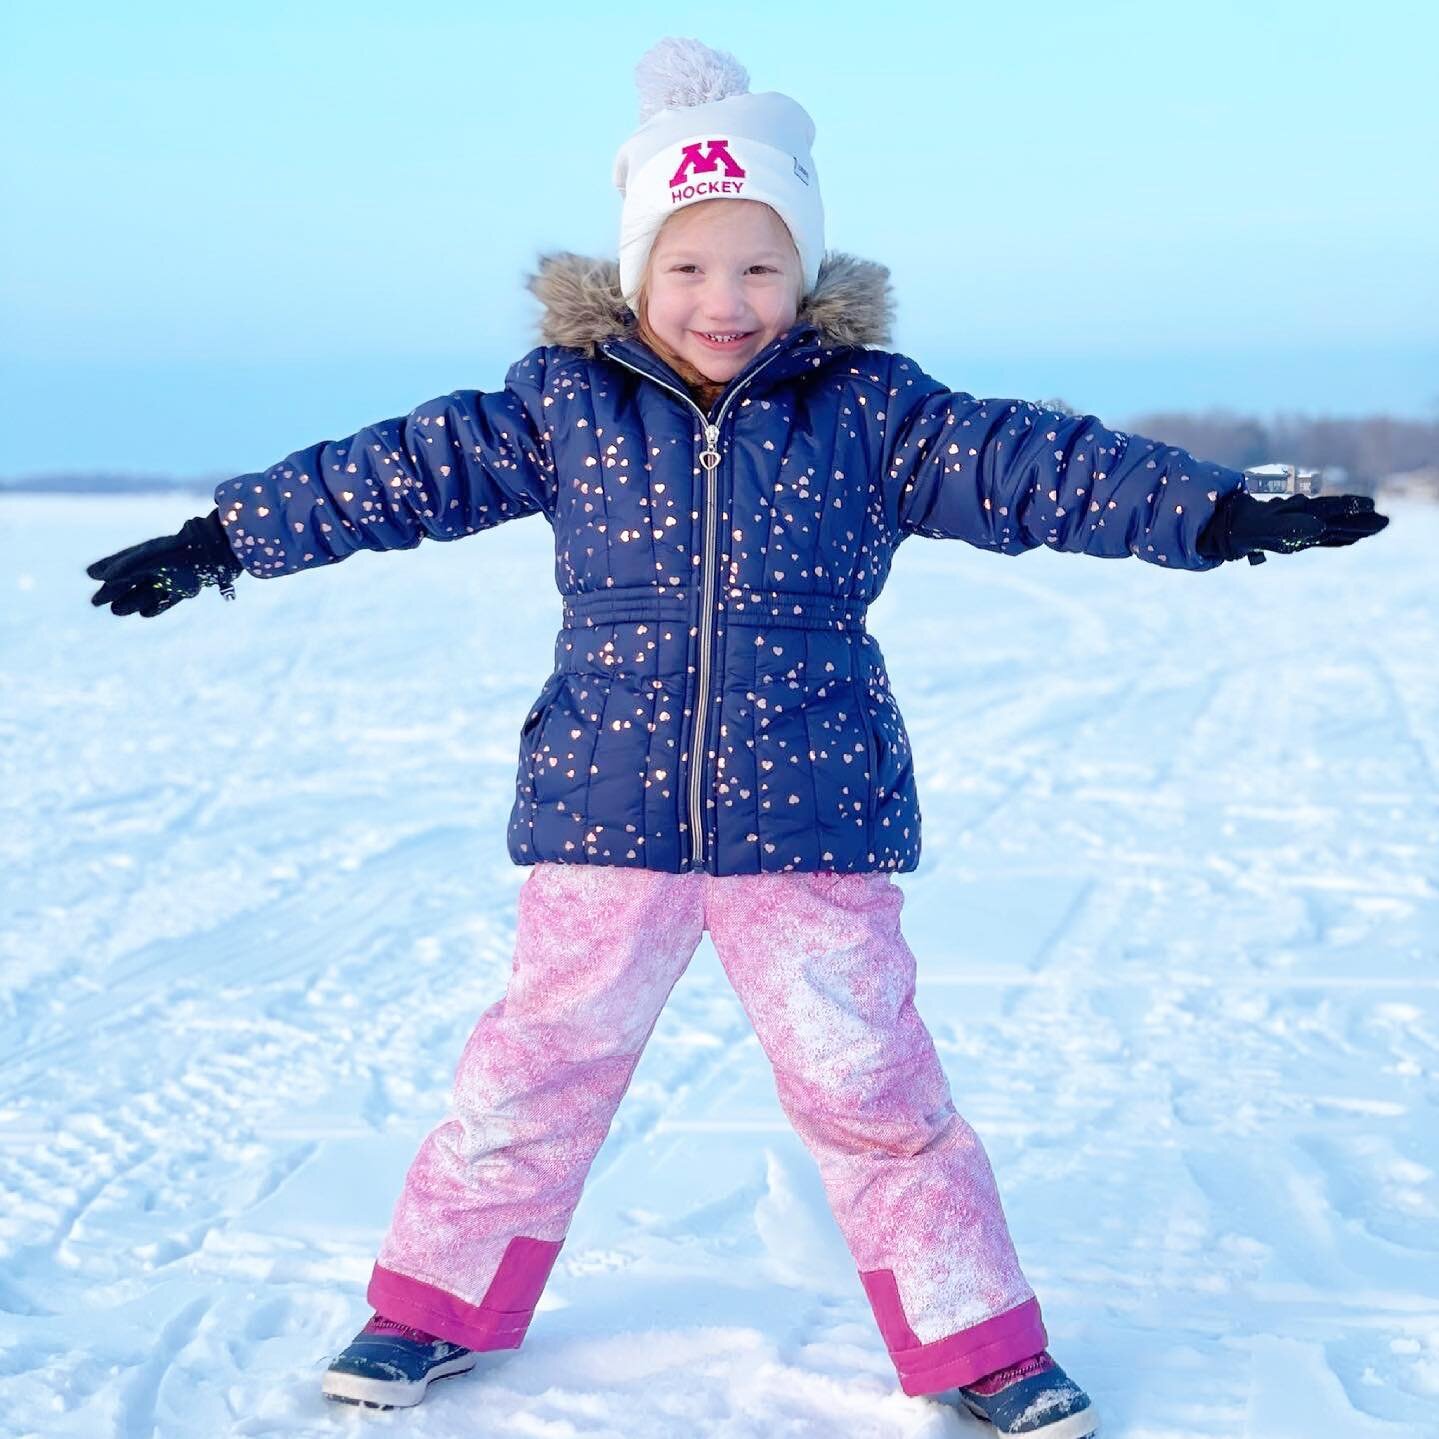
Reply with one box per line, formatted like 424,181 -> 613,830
0,588 -> 338,1088
1361,644 -> 1439,800
117,1296 -> 212,1439
0,827 -> 526,1311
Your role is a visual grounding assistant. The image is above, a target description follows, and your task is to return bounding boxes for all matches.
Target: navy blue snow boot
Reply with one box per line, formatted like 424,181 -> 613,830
322,1313 -> 480,1409
950,1351 -> 1098,1437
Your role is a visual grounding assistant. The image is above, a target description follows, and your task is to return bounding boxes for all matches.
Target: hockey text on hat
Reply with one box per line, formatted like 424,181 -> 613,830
668,138 -> 747,196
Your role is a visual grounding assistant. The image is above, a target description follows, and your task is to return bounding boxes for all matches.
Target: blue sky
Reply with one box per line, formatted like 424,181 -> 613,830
2,0 -> 1435,479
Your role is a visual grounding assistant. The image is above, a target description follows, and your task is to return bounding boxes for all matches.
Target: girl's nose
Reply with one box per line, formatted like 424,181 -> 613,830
700,279 -> 748,323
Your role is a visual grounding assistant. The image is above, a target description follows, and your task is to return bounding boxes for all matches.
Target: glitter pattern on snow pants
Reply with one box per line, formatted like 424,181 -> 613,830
369,864 -> 1046,1395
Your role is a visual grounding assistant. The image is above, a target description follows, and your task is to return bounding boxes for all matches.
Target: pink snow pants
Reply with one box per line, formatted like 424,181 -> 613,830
369,864 -> 1046,1395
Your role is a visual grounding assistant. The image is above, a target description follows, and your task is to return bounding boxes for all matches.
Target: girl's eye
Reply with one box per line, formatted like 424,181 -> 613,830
667,264 -> 776,275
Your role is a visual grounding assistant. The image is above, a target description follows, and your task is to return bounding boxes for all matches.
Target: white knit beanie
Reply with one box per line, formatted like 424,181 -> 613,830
613,38 -> 825,308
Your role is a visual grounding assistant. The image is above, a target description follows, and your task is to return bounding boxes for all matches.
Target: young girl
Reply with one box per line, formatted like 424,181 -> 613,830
87,38 -> 1387,1437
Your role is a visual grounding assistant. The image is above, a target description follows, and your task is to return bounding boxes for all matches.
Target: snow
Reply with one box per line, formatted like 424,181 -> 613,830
2,493 -> 1436,1437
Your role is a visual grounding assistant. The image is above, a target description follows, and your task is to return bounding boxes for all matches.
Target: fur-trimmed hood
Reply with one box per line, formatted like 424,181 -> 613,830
526,251 -> 894,355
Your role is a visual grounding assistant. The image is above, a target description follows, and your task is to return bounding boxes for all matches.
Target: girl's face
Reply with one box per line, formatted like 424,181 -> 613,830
642,200 -> 803,383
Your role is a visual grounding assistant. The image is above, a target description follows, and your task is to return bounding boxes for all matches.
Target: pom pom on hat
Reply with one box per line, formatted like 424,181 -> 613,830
634,37 -> 750,121
613,38 -> 825,307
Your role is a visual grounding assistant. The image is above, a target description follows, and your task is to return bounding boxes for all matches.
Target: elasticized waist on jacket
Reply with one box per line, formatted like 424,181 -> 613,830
561,588 -> 690,628
722,587 -> 869,630
561,586 -> 869,632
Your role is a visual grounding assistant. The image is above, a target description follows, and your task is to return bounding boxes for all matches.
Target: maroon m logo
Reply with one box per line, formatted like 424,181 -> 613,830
668,139 -> 746,187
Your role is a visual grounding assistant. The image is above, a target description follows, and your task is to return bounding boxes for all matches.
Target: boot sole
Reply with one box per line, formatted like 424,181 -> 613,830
962,1397 -> 1101,1439
322,1352 -> 479,1409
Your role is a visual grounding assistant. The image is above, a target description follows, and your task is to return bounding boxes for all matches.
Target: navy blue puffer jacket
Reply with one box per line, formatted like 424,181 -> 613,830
214,253 -> 1247,875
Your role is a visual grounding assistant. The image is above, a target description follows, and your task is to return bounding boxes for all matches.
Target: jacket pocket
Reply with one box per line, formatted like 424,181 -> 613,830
521,672 -> 565,743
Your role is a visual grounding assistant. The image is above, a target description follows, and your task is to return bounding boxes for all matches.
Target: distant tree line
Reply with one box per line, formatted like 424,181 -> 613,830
1120,410 -> 1438,491
1029,401 -> 1436,494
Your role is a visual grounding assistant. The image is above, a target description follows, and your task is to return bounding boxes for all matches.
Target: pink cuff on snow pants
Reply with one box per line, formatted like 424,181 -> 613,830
368,1237 -> 563,1352
860,1271 -> 1047,1396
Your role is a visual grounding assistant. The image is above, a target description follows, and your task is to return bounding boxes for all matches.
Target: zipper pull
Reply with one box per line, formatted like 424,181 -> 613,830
699,423 -> 721,471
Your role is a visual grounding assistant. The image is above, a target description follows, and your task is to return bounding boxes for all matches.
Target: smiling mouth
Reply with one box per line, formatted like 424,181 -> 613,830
695,331 -> 753,347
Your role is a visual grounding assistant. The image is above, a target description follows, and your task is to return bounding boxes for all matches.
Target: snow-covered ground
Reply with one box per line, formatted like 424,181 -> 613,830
2,492 -> 1436,1438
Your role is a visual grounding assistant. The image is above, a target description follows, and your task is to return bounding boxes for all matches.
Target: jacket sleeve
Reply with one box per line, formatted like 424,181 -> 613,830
213,347 -> 557,579
881,354 -> 1247,571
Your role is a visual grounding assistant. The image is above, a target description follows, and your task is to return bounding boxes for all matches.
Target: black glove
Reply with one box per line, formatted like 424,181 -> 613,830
88,509 -> 242,617
1196,489 -> 1389,566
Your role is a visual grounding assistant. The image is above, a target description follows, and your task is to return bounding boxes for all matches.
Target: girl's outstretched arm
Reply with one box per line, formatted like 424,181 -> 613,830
215,348 -> 558,580
881,354 -> 1246,571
